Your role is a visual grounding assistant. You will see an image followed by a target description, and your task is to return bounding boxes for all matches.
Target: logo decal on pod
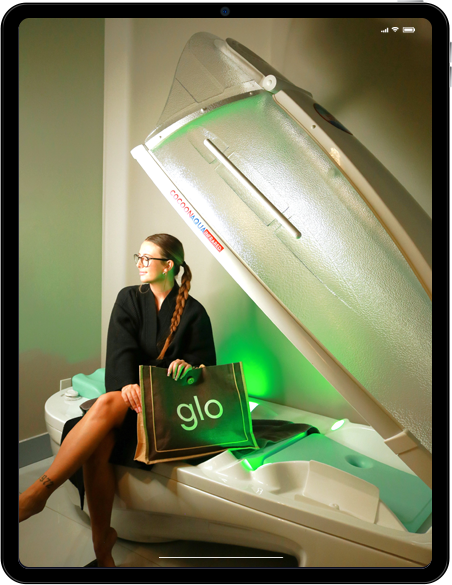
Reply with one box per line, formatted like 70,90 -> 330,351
313,103 -> 353,135
170,190 -> 224,252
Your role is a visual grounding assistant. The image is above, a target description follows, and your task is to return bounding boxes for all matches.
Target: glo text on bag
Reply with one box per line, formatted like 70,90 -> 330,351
176,395 -> 224,431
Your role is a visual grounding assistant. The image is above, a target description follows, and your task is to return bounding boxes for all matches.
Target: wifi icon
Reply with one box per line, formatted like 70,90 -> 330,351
392,27 -> 399,32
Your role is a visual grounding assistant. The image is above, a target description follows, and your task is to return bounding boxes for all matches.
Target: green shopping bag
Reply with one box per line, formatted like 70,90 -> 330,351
134,363 -> 259,464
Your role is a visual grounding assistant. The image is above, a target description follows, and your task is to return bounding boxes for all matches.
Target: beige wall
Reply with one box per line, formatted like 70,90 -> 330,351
19,18 -> 105,440
102,18 -> 430,422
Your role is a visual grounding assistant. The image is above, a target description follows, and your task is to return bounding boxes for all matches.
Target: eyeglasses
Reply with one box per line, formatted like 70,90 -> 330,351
133,254 -> 170,267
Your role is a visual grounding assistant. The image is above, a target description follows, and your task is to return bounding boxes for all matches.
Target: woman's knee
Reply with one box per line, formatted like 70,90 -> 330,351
89,392 -> 128,427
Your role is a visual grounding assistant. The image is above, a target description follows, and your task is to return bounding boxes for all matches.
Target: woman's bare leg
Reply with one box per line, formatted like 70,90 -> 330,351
83,429 -> 118,567
19,392 -> 129,523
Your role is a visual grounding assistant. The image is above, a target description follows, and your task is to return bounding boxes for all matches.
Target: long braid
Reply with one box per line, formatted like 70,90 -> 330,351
157,261 -> 192,360
142,234 -> 192,360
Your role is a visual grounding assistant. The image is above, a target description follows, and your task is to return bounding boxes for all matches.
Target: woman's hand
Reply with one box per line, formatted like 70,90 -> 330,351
167,359 -> 193,381
121,384 -> 142,413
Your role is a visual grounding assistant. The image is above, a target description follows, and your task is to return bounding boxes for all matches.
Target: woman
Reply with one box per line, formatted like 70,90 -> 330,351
19,234 -> 216,567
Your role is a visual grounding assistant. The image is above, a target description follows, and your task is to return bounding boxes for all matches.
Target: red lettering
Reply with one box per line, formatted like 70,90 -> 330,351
204,230 -> 223,252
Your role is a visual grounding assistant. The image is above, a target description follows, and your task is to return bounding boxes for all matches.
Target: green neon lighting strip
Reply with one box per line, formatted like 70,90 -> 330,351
241,431 -> 309,472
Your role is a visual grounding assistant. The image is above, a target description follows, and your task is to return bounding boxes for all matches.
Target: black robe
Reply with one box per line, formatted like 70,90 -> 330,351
105,282 -> 217,392
61,283 -> 216,508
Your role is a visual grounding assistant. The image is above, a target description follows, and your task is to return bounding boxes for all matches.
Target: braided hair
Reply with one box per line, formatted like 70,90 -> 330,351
144,234 -> 192,360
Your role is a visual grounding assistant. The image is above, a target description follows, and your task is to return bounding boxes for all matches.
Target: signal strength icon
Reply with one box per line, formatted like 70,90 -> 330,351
392,27 -> 399,32
381,28 -> 389,33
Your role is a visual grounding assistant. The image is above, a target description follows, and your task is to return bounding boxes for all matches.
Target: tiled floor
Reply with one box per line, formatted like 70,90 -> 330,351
19,457 -> 298,568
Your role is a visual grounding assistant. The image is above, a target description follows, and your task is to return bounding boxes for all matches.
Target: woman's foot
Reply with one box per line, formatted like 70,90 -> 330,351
94,527 -> 117,567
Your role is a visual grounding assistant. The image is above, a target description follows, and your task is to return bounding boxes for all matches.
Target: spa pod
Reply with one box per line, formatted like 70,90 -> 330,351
128,31 -> 433,565
132,32 -> 432,488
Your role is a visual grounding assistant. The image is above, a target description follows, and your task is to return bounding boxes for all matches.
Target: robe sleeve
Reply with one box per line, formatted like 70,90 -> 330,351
105,290 -> 142,392
181,304 -> 217,368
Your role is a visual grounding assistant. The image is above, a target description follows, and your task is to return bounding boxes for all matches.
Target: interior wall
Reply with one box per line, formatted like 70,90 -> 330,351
102,18 -> 431,423
19,18 -> 105,440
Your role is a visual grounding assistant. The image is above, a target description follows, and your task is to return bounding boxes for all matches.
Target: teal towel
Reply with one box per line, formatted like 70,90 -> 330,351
72,368 -> 106,399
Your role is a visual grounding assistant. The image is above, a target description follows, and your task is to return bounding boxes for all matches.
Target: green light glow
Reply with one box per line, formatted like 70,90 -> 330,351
237,431 -> 309,471
240,459 -> 255,472
241,457 -> 264,471
331,419 -> 345,431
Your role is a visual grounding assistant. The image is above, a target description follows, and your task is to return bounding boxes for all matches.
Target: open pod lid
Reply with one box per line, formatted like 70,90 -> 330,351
132,33 -> 432,487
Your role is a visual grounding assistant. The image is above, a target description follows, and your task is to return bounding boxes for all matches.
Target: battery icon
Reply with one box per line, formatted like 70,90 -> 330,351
403,27 -> 415,33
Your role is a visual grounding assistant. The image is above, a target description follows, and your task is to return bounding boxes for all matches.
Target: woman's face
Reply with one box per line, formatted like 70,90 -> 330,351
137,241 -> 173,284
